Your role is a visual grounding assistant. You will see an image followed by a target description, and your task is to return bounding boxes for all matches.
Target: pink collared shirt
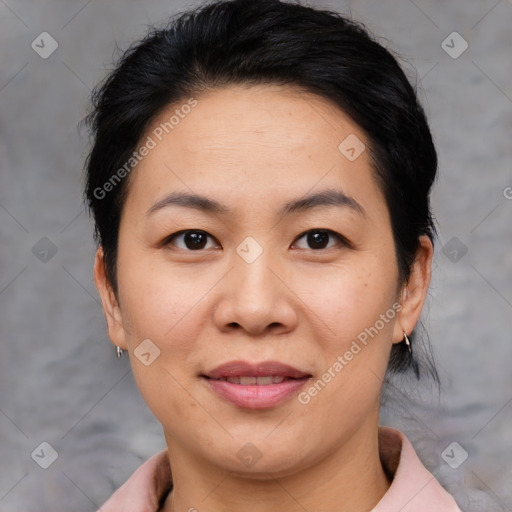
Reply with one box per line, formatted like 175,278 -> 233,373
98,426 -> 462,511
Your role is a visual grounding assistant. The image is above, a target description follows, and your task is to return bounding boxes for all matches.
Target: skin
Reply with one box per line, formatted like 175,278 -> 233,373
94,84 -> 433,512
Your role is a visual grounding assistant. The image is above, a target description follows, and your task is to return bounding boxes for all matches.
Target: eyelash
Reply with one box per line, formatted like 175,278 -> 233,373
161,229 -> 350,252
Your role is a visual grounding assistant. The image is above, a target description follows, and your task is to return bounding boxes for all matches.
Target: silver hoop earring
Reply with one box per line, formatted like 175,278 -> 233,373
402,331 -> 412,354
116,346 -> 124,359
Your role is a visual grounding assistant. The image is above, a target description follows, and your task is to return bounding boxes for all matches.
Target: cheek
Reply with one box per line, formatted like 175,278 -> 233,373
117,246 -> 208,344
295,260 -> 398,416
117,258 -> 204,411
295,259 -> 397,349
115,247 -> 214,400
131,359 -> 210,445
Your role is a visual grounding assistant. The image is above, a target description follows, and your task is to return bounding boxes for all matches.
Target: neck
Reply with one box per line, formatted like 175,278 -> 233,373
162,417 -> 390,512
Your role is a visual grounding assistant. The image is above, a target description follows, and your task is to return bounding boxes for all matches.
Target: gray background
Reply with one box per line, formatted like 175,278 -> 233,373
0,0 -> 511,510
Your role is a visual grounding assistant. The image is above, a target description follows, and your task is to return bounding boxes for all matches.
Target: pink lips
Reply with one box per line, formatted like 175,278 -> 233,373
201,360 -> 311,409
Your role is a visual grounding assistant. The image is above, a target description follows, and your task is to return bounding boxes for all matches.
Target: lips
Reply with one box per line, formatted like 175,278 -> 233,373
203,360 -> 311,380
215,375 -> 289,385
201,360 -> 312,409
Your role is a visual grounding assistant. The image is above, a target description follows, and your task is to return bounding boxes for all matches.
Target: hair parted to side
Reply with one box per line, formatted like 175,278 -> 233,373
83,0 -> 439,384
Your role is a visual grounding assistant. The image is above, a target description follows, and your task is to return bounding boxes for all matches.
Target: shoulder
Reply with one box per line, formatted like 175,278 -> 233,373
373,426 -> 462,512
97,450 -> 172,512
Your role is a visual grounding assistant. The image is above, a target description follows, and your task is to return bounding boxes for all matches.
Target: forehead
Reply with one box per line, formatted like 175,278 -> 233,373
123,84 -> 386,221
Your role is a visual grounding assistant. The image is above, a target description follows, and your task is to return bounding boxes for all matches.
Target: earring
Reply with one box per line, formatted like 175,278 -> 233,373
116,346 -> 124,359
402,331 -> 412,354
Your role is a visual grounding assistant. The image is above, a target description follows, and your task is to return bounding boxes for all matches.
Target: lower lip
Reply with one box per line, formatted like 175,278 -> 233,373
203,377 -> 310,409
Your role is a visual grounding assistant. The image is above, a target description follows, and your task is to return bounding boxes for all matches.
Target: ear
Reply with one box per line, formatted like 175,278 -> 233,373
93,246 -> 128,350
392,235 -> 434,344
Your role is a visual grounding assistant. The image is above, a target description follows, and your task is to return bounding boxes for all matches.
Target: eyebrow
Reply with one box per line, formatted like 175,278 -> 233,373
146,188 -> 366,218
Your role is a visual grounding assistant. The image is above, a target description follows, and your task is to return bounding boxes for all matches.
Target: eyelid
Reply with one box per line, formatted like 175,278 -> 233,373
291,228 -> 351,250
160,229 -> 219,250
162,228 -> 351,251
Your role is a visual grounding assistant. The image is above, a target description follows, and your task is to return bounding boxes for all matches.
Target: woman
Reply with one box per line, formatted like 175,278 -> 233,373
84,0 -> 462,510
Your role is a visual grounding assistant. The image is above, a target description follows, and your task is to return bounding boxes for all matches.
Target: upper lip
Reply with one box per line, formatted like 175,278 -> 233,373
202,360 -> 311,379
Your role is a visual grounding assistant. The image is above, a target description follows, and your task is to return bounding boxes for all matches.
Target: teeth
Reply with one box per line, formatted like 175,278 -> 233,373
240,376 -> 257,385
217,376 -> 290,385
255,376 -> 273,385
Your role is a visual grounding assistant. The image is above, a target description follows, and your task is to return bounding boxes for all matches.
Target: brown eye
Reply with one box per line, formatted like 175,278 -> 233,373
293,229 -> 346,250
164,230 -> 217,250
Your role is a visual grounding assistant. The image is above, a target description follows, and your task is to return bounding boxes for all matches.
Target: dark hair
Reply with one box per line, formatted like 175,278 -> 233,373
83,0 -> 439,382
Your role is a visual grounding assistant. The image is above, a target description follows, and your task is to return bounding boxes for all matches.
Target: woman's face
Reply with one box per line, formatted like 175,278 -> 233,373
95,84 -> 431,478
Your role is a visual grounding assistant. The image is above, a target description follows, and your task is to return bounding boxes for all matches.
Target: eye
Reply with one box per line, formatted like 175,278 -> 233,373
163,230 -> 218,251
162,228 -> 349,252
292,229 -> 348,250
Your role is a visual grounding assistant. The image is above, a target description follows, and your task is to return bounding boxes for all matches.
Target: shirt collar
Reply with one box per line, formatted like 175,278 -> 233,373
373,426 -> 461,511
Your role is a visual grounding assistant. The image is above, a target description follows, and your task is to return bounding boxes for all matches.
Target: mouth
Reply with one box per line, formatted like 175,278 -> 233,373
207,375 -> 297,385
200,360 -> 312,409
202,360 -> 311,380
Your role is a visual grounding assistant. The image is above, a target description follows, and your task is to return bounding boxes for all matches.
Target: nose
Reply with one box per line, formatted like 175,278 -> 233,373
213,243 -> 298,337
